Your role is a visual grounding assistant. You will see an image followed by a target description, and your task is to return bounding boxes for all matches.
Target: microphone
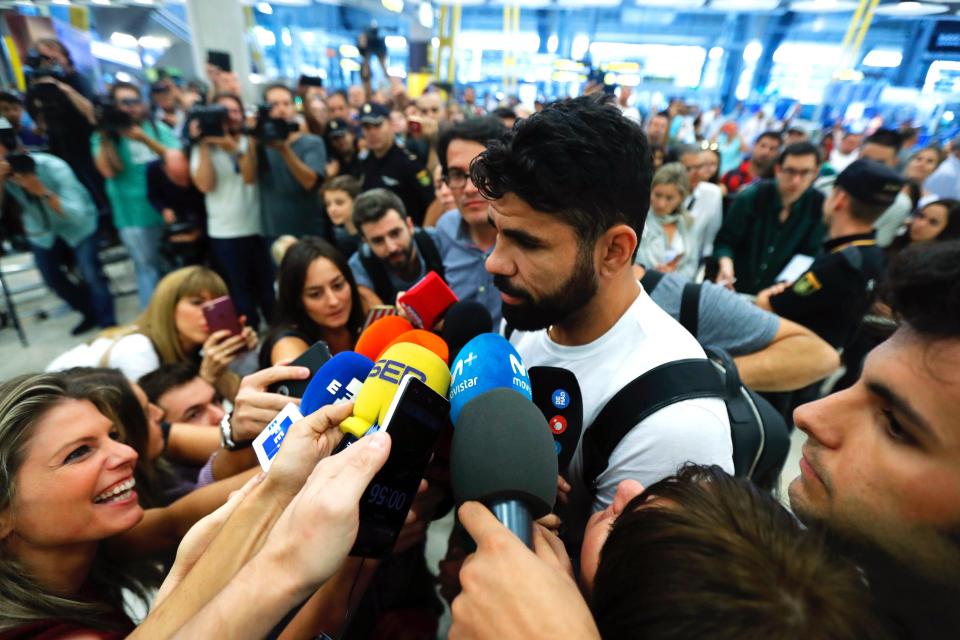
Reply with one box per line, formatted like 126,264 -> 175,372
354,315 -> 414,361
528,366 -> 583,474
334,342 -> 451,452
382,329 -> 450,364
299,351 -> 375,416
397,271 -> 458,329
448,333 -> 532,425
451,388 -> 558,548
441,301 -> 493,359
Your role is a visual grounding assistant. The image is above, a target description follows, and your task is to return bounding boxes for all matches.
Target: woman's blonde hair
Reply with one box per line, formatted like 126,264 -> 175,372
103,266 -> 228,364
651,162 -> 692,222
0,373 -> 149,632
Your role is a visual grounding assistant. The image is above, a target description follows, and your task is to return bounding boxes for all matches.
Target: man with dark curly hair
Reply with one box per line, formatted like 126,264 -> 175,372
471,94 -> 733,543
788,240 -> 960,636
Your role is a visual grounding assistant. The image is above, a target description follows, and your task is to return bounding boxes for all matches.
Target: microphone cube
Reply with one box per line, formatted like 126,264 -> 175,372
398,271 -> 458,329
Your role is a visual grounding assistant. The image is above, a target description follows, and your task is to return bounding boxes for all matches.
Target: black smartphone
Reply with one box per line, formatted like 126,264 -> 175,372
207,50 -> 232,73
268,340 -> 332,398
351,375 -> 450,558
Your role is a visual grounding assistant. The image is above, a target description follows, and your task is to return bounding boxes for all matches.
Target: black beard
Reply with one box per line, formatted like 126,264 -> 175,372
494,248 -> 598,332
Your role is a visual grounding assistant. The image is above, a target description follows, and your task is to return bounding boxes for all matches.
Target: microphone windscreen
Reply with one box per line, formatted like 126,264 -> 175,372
442,302 -> 493,359
528,366 -> 583,473
397,271 -> 458,329
300,351 -> 375,416
355,315 -> 414,361
340,341 -> 452,439
451,388 -> 558,518
449,333 -> 532,425
381,329 -> 450,365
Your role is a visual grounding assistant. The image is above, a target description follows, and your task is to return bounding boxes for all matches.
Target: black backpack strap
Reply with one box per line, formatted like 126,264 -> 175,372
581,359 -> 723,490
414,229 -> 445,281
679,282 -> 701,339
359,247 -> 396,304
639,269 -> 665,293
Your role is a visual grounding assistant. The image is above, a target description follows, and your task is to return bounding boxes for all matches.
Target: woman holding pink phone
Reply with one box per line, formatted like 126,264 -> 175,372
48,266 -> 257,401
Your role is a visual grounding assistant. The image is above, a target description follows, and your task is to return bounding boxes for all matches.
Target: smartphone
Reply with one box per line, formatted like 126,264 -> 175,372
207,50 -> 232,73
362,305 -> 399,332
408,119 -> 422,136
351,375 -> 450,558
268,340 -> 333,398
202,296 -> 242,337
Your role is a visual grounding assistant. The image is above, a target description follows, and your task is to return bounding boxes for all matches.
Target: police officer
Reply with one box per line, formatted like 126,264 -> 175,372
755,159 -> 899,350
358,102 -> 434,226
326,118 -> 362,178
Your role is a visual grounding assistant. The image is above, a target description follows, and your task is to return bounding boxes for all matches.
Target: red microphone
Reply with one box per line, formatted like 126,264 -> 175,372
397,272 -> 458,329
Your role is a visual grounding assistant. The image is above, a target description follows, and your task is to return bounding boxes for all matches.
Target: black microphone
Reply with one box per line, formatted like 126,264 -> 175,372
442,301 -> 494,362
451,388 -> 558,548
528,366 -> 583,474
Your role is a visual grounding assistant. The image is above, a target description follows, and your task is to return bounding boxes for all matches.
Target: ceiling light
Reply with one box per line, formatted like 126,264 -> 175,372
790,0 -> 860,10
110,32 -> 139,49
710,0 -> 779,9
873,1 -> 948,14
256,2 -> 273,13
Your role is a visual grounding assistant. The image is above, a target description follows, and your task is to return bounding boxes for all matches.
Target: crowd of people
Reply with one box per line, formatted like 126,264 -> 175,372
0,35 -> 957,640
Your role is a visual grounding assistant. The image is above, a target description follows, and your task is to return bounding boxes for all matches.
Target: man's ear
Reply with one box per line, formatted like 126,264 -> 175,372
405,216 -> 415,234
597,224 -> 638,278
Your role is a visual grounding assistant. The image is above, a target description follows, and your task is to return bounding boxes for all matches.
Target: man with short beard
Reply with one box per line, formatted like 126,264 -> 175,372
474,95 -> 732,544
721,130 -> 782,195
788,240 -> 960,637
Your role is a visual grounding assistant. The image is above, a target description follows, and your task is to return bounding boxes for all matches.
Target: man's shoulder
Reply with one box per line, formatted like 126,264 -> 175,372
435,209 -> 463,235
696,181 -> 722,198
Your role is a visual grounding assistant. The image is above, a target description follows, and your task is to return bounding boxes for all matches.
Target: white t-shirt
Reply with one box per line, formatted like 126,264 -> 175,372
687,181 -> 723,256
510,287 -> 733,541
189,138 -> 261,239
47,333 -> 161,382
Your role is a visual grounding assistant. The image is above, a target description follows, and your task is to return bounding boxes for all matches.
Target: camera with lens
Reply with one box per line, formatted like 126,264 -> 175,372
95,100 -> 134,135
0,120 -> 34,174
253,104 -> 299,143
189,104 -> 228,138
24,51 -> 66,84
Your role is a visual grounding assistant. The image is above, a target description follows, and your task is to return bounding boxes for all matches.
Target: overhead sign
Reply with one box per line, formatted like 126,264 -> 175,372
930,21 -> 960,54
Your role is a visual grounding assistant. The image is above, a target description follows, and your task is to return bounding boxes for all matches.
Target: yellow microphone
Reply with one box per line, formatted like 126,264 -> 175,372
335,342 -> 451,451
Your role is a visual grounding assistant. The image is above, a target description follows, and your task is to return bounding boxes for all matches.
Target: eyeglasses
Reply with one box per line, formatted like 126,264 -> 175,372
780,168 -> 816,179
443,168 -> 469,189
118,98 -> 142,107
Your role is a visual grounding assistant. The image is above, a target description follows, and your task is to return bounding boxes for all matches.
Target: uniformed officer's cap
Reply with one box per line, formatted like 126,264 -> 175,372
327,118 -> 351,138
836,159 -> 904,207
359,102 -> 390,125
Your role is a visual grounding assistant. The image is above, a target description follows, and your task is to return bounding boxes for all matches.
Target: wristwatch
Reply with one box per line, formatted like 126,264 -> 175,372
219,412 -> 252,450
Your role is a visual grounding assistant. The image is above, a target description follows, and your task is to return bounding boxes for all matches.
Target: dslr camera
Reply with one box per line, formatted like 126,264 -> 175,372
0,120 -> 35,174
24,51 -> 66,84
253,104 -> 298,143
95,100 -> 134,136
189,104 -> 228,138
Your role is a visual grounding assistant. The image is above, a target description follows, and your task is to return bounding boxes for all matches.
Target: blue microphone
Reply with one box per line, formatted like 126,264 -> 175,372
300,351 -> 376,416
449,333 -> 532,425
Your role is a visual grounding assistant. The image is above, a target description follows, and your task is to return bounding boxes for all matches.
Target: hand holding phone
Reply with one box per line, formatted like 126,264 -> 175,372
351,375 -> 450,558
267,340 -> 333,398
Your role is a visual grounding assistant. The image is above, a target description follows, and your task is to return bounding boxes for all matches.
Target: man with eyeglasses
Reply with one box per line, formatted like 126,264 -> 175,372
714,142 -> 826,295
93,81 -> 180,307
676,143 -> 724,257
434,117 -> 506,326
358,102 -> 435,226
755,159 -> 896,350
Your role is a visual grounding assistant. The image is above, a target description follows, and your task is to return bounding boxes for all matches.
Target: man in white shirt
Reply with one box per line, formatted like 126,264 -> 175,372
472,95 -> 733,542
676,143 -> 724,256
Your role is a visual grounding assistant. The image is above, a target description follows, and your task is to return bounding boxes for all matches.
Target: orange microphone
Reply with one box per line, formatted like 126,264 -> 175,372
355,315 -> 414,361
380,329 -> 450,365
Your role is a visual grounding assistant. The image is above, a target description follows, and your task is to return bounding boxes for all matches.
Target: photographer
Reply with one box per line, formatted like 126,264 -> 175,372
190,93 -> 274,329
252,83 -> 327,239
0,120 -> 115,334
92,81 -> 180,308
24,38 -> 107,215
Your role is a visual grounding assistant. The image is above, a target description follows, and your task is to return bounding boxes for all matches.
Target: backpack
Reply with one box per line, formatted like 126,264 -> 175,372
359,229 -> 445,303
579,272 -> 791,490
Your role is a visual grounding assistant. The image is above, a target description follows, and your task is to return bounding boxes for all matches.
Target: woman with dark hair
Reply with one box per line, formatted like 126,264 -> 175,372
887,198 -> 960,258
699,144 -> 722,185
260,237 -> 367,368
901,145 -> 942,210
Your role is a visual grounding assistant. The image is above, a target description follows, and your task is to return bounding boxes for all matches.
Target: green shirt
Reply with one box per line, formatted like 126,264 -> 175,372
714,180 -> 826,295
3,152 -> 98,250
91,121 -> 179,228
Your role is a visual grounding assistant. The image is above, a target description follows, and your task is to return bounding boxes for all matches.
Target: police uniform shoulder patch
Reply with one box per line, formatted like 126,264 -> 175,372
416,168 -> 431,187
792,271 -> 822,296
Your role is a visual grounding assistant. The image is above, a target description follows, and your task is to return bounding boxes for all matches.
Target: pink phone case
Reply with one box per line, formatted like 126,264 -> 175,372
202,296 -> 242,337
